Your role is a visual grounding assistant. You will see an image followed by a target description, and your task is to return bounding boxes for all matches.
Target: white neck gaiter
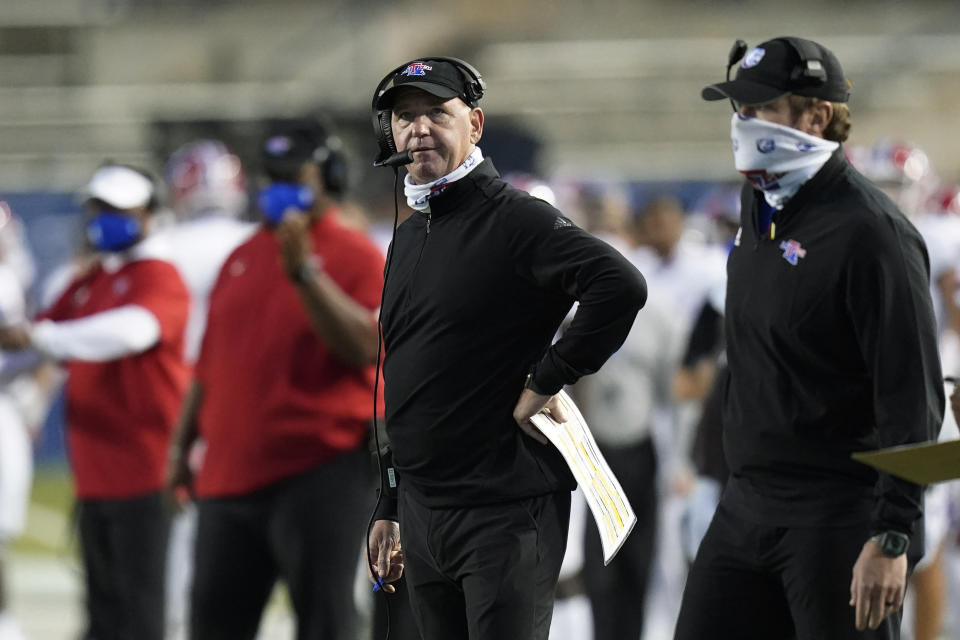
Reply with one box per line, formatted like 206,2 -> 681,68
731,113 -> 838,209
404,147 -> 484,212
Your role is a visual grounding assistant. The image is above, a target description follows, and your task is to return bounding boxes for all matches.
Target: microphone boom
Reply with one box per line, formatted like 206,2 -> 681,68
374,150 -> 414,168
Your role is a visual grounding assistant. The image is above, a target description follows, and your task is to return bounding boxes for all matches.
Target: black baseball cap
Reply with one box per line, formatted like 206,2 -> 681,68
261,118 -> 332,181
375,59 -> 479,110
702,37 -> 849,105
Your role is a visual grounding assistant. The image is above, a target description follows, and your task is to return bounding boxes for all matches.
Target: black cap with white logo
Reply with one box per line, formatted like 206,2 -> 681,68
702,37 -> 849,106
261,119 -> 337,181
375,59 -> 482,110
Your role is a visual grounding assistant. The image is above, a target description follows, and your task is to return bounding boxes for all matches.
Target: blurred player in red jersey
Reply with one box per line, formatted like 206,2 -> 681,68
166,118 -> 383,640
0,164 -> 191,640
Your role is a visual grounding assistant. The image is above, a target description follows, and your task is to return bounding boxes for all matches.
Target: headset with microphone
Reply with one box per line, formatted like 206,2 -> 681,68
370,56 -> 486,168
724,37 -> 832,111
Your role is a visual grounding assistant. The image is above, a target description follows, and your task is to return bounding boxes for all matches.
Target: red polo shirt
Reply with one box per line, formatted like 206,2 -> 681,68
194,211 -> 384,497
41,258 -> 190,498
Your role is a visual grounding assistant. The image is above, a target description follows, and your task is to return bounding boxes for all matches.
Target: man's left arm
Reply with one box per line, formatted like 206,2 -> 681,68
274,212 -> 382,369
847,223 -> 942,535
506,201 -> 647,424
845,220 -> 944,630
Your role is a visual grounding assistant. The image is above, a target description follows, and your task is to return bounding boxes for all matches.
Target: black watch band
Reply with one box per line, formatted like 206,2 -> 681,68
289,262 -> 317,285
524,372 -> 550,396
870,531 -> 909,557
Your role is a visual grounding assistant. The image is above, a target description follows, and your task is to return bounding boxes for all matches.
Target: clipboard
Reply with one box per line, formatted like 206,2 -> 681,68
530,390 -> 636,565
851,439 -> 960,484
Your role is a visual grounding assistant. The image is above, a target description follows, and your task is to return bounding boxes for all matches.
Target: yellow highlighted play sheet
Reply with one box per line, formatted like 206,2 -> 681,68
529,390 -> 636,565
852,439 -> 960,484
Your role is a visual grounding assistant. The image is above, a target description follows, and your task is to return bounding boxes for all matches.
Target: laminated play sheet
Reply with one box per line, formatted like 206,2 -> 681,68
530,390 -> 636,564
852,439 -> 960,484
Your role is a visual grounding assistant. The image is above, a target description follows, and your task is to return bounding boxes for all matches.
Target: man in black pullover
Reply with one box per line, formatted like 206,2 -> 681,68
674,37 -> 943,640
366,57 -> 647,640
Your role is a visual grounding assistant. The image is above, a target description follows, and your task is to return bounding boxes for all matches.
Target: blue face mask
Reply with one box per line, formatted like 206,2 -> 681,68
86,211 -> 142,252
258,183 -> 315,225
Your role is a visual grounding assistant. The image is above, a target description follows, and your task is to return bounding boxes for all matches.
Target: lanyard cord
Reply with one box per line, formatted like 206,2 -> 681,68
366,166 -> 402,640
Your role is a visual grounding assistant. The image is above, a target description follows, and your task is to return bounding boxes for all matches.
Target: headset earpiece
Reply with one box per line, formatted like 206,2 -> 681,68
782,37 -> 827,85
378,110 -> 396,155
727,40 -> 748,81
726,39 -> 749,112
436,56 -> 485,106
315,136 -> 348,198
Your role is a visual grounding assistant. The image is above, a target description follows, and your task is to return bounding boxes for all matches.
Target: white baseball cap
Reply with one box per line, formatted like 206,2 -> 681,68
86,165 -> 154,210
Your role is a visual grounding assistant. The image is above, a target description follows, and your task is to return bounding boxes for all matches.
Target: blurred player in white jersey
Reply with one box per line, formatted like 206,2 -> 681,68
671,184 -> 741,567
924,182 -> 960,640
0,203 -> 62,640
0,204 -> 36,640
161,139 -> 256,362
621,195 -> 727,638
573,284 -> 683,640
158,140 -> 255,640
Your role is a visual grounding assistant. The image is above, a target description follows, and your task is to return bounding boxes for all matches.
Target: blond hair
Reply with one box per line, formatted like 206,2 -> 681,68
788,78 -> 854,143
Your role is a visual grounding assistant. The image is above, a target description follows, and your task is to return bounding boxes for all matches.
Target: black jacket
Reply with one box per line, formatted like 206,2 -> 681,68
722,148 -> 943,537
377,159 -> 646,517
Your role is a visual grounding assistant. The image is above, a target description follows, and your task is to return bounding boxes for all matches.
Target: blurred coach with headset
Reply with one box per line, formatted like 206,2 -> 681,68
673,37 -> 942,640
365,57 -> 647,640
166,118 -> 385,640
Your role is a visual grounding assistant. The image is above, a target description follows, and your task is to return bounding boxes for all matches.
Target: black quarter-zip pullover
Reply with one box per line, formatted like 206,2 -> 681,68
378,159 -> 646,514
722,148 -> 943,536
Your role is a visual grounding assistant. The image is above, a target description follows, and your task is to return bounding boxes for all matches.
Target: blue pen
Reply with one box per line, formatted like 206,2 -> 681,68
373,577 -> 385,593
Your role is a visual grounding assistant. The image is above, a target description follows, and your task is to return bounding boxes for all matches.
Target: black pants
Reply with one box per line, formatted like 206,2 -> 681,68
399,489 -> 571,640
582,437 -> 658,640
674,503 -> 904,640
78,492 -> 170,640
372,575 -> 422,640
190,448 -> 373,640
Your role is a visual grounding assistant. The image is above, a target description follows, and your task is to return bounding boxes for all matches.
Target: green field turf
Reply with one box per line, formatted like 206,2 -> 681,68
12,464 -> 75,556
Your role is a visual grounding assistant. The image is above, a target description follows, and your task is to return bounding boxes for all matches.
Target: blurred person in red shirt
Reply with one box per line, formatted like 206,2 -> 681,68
0,163 -> 191,640
166,118 -> 384,640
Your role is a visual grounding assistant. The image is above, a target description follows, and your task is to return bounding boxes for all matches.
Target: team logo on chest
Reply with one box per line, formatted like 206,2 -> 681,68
779,239 -> 807,266
112,276 -> 131,296
229,259 -> 246,277
73,286 -> 90,307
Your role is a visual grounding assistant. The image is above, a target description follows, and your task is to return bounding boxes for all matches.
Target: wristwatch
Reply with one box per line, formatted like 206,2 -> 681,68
289,262 -> 317,285
524,372 -> 549,396
870,531 -> 909,557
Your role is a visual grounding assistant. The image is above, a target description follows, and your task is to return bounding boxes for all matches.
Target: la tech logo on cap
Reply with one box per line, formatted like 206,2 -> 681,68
742,47 -> 766,68
402,62 -> 433,76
